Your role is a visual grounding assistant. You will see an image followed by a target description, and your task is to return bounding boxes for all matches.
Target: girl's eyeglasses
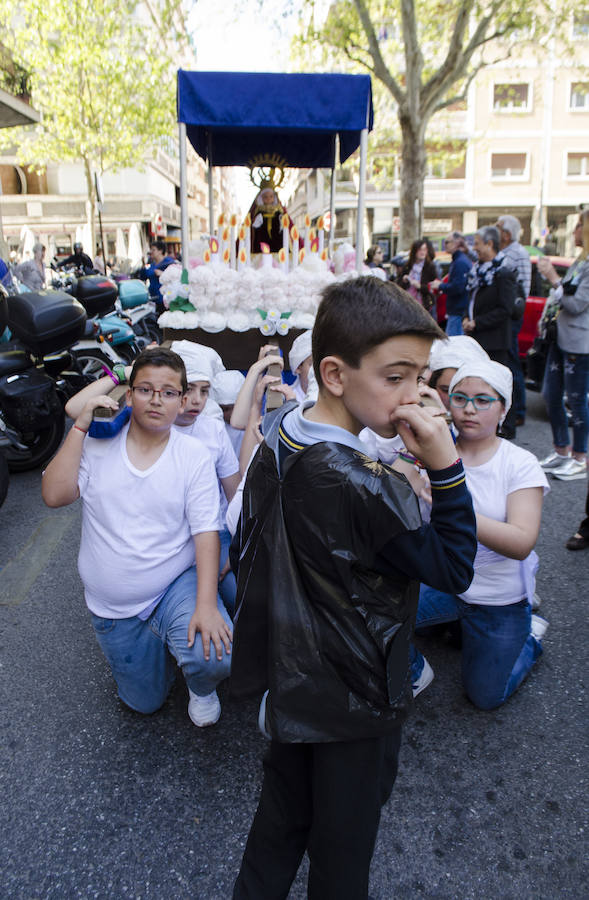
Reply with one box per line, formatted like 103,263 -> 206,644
449,392 -> 499,411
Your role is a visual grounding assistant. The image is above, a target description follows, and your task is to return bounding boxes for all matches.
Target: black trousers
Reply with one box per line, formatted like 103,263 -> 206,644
233,729 -> 403,900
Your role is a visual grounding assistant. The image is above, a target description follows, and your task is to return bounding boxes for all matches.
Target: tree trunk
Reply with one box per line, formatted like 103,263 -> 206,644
398,115 -> 426,250
83,157 -> 97,256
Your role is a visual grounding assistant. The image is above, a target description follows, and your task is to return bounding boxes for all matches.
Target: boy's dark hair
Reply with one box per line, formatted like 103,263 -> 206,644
129,347 -> 188,392
150,239 -> 166,255
312,277 -> 445,386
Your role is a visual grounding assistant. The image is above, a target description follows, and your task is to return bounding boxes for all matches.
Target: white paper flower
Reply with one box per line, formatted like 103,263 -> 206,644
260,319 -> 277,336
266,308 -> 280,323
276,319 -> 290,336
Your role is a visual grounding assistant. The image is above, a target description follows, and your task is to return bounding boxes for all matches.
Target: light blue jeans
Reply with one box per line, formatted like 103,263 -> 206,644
218,527 -> 237,618
90,566 -> 232,714
445,314 -> 464,336
410,584 -> 542,710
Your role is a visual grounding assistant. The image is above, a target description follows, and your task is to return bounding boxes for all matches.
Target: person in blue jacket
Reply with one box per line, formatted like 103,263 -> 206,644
140,240 -> 176,314
431,231 -> 473,336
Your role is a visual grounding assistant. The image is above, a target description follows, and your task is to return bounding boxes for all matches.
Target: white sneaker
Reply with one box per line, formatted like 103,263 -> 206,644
531,614 -> 549,642
188,689 -> 221,727
538,451 -> 571,470
551,458 -> 587,481
412,657 -> 434,698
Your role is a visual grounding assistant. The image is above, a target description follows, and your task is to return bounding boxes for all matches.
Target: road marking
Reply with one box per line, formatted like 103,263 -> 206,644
0,514 -> 76,606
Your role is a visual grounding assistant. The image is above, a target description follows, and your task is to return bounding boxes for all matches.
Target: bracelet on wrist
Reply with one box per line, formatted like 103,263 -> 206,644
113,363 -> 127,384
73,424 -> 88,435
100,364 -> 119,386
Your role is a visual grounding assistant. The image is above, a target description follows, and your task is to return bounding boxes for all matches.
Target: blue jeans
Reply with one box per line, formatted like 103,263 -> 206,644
508,319 -> 526,418
445,314 -> 464,336
90,566 -> 232,714
542,343 -> 589,453
219,527 -> 237,618
410,585 -> 542,710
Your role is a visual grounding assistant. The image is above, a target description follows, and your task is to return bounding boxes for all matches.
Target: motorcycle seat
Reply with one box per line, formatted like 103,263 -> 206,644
0,347 -> 31,376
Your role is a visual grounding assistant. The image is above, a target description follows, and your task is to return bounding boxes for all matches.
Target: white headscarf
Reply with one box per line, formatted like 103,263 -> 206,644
449,359 -> 513,422
170,340 -> 225,384
213,370 -> 245,406
429,335 -> 489,374
289,330 -> 313,373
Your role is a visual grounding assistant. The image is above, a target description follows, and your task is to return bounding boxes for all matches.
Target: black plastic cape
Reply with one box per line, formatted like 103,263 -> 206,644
230,402 -> 422,743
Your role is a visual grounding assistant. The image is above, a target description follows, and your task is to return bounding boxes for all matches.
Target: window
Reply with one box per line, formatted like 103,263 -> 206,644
493,83 -> 531,112
570,82 -> 589,110
491,153 -> 528,178
566,152 -> 589,178
572,12 -> 589,38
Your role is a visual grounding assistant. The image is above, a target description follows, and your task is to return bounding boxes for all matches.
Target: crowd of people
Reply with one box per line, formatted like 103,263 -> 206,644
37,208 -> 588,899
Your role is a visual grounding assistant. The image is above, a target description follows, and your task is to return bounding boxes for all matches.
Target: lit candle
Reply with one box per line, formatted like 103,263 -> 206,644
238,225 -> 246,270
230,214 -> 237,269
223,246 -> 230,266
304,214 -> 311,254
238,246 -> 247,271
290,226 -> 299,268
221,226 -> 230,264
281,213 -> 289,274
317,216 -> 325,256
299,248 -> 305,265
278,247 -> 288,273
244,213 -> 251,266
309,229 -> 317,253
259,242 -> 273,269
209,236 -> 220,267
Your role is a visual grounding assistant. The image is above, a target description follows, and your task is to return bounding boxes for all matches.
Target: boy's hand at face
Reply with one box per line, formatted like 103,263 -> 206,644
76,395 -> 119,431
391,403 -> 458,471
187,606 -> 233,661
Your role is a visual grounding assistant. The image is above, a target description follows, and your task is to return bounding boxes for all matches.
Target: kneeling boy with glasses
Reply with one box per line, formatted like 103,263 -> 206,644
42,348 -> 232,727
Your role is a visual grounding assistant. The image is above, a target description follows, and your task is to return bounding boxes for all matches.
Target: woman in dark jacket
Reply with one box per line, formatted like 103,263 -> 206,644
463,225 -> 517,436
397,238 -> 438,314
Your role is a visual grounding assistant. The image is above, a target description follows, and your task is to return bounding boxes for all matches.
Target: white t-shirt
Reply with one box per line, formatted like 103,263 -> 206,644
459,440 -> 549,606
359,428 -> 404,465
78,425 -> 220,618
174,415 -> 239,522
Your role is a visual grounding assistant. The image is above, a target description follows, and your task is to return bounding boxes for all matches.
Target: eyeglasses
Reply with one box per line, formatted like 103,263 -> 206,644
449,392 -> 500,411
131,386 -> 183,402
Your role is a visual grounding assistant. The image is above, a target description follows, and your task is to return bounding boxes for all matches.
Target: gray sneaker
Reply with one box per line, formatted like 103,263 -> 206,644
539,451 -> 571,470
552,458 -> 587,481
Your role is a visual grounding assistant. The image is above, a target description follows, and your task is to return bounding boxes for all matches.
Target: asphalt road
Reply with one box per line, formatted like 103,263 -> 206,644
1,390 -> 587,899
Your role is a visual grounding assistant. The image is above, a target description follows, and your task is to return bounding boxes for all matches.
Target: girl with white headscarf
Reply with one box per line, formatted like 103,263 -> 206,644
412,359 -> 550,710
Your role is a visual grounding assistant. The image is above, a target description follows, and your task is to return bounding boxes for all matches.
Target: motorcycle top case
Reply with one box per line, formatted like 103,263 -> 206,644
7,290 -> 87,356
76,275 -> 117,316
0,368 -> 62,431
118,279 -> 149,309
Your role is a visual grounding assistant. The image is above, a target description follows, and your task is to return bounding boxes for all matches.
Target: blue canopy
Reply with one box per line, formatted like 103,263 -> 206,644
177,70 -> 373,168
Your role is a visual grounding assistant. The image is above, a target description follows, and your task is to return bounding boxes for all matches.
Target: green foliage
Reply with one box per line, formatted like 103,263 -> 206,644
293,0 -> 580,241
0,0 -> 178,177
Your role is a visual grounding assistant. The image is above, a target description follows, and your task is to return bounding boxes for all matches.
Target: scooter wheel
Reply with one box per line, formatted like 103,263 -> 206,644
71,348 -> 119,381
5,414 -> 65,473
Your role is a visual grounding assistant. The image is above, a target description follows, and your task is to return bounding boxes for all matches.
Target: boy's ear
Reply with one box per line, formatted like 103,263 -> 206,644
318,356 -> 346,397
179,393 -> 187,411
126,387 -> 133,406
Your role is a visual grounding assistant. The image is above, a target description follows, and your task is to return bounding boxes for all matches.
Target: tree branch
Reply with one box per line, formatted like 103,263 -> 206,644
352,0 -> 404,106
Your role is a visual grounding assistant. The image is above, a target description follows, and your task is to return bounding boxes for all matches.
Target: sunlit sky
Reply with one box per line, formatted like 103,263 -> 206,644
186,0 -> 315,211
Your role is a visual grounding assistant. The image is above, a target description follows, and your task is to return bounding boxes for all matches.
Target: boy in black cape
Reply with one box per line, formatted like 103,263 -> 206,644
231,277 -> 477,899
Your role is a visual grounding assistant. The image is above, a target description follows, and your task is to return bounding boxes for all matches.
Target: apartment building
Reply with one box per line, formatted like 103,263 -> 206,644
287,17 -> 589,257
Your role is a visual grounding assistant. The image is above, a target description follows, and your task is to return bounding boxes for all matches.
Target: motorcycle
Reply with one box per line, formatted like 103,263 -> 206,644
0,285 -> 87,474
51,270 -> 142,379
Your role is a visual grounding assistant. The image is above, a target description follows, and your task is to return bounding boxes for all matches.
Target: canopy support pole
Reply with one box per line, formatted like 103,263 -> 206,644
179,122 -> 189,262
207,132 -> 214,236
329,135 -> 338,259
355,127 -> 368,273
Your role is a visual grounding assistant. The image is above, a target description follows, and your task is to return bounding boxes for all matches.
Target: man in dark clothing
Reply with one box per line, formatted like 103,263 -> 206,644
231,278 -> 477,899
139,240 -> 176,315
58,242 -> 95,274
